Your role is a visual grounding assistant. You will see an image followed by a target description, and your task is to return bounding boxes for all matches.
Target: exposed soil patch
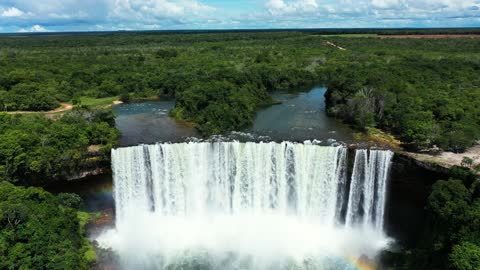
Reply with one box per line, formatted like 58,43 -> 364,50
325,41 -> 347,50
5,99 -> 123,118
92,208 -> 115,229
403,144 -> 480,175
378,34 -> 480,39
435,144 -> 480,167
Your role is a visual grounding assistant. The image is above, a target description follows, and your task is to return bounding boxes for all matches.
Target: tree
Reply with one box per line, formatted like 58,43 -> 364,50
461,157 -> 474,168
0,181 -> 93,269
407,179 -> 480,270
119,91 -> 130,103
0,109 -> 118,184
155,48 -> 178,59
57,193 -> 83,209
428,179 -> 471,228
449,242 -> 480,270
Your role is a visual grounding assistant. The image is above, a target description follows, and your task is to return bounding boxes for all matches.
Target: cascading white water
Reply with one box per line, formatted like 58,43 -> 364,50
345,149 -> 395,229
98,142 -> 394,270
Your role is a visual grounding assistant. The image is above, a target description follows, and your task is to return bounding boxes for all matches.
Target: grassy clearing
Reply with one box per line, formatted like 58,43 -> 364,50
77,96 -> 119,108
77,211 -> 93,229
353,127 -> 402,150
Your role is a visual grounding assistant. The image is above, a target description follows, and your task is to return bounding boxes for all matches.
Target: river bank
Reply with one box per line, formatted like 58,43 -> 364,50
353,127 -> 480,175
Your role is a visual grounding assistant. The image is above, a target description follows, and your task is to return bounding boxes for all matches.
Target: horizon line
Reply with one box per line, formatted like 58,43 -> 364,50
1,26 -> 480,35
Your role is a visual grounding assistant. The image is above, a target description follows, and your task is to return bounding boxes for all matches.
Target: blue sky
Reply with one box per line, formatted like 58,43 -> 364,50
0,0 -> 479,32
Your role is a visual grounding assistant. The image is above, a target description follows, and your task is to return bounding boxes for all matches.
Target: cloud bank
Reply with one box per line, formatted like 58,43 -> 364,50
0,0 -> 478,32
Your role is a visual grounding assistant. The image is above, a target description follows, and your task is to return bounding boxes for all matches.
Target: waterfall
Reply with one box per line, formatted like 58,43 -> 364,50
345,149 -> 394,229
102,142 -> 394,269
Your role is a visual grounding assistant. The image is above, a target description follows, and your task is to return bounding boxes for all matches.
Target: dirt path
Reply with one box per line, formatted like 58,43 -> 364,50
325,41 -> 347,51
5,99 -> 124,115
46,103 -> 74,114
6,103 -> 74,115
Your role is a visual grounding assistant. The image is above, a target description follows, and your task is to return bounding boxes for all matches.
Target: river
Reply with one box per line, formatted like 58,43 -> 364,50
45,86 -> 443,269
113,87 -> 354,146
114,99 -> 199,146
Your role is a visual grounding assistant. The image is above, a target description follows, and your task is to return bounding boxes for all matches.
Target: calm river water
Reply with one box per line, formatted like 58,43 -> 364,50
114,87 -> 355,146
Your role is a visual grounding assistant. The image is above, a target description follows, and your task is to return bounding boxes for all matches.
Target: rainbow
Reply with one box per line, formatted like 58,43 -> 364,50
348,255 -> 377,270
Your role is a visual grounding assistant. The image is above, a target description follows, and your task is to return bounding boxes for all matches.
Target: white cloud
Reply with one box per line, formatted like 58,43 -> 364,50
31,24 -> 47,32
0,0 -> 479,31
18,24 -> 48,32
267,0 -> 293,13
1,7 -> 25,17
0,0 -> 108,24
266,0 -> 318,15
369,0 -> 480,12
371,0 -> 402,9
110,0 -> 215,22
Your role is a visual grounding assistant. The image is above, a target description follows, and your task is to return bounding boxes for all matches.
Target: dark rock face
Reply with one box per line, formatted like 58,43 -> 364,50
67,167 -> 112,181
384,154 -> 449,246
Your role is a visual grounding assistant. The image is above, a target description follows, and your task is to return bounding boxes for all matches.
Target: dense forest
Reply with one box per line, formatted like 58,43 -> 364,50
0,181 -> 95,269
0,31 -> 478,151
0,108 -> 116,269
323,37 -> 480,152
0,109 -> 118,185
